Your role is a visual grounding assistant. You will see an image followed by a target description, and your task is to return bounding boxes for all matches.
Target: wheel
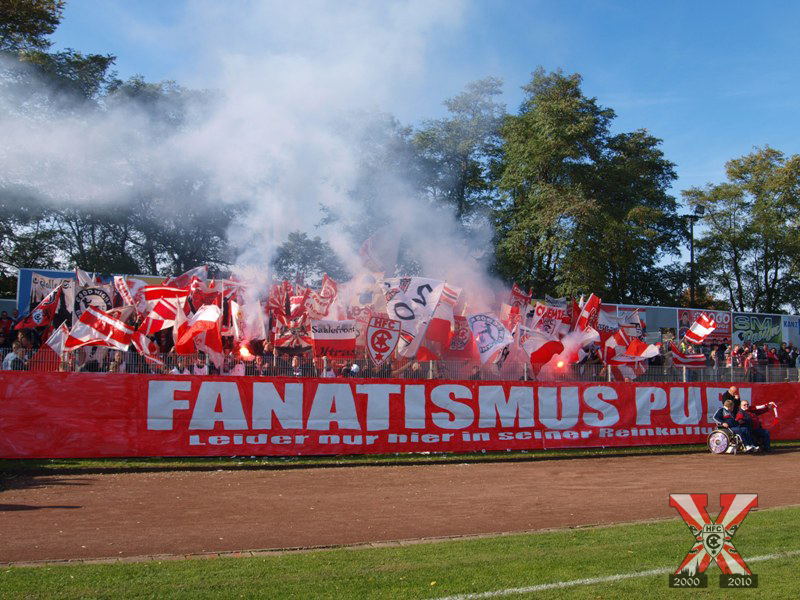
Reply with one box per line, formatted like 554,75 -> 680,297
708,429 -> 732,454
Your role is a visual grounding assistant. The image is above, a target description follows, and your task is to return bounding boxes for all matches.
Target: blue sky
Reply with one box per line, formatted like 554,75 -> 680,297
51,0 -> 800,202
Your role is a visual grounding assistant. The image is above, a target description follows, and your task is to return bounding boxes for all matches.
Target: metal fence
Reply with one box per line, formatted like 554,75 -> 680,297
3,347 -> 800,382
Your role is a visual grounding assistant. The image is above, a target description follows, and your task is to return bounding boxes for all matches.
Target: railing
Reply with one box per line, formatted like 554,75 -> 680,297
3,347 -> 800,383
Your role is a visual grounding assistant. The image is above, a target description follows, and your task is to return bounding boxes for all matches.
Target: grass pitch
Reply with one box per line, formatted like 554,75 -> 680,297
2,505 -> 799,599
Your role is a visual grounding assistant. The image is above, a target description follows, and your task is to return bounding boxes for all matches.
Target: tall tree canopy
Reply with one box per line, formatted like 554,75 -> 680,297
493,68 -> 681,303
686,146 -> 800,313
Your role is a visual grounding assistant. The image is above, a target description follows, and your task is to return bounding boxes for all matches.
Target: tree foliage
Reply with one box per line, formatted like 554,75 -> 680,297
272,231 -> 349,286
494,69 -> 681,303
687,147 -> 800,312
3,5 -> 799,312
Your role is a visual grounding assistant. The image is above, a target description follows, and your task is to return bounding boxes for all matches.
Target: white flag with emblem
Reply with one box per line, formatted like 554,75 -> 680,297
382,277 -> 444,357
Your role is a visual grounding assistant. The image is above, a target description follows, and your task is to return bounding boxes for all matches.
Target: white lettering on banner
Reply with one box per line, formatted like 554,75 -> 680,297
306,384 -> 359,430
358,384 -> 400,431
147,380 -> 191,430
635,387 -> 668,425
189,382 -> 248,430
538,387 -> 579,430
430,384 -> 474,429
144,381 -> 755,433
251,383 -> 303,429
478,386 -> 534,428
669,387 -> 703,425
404,385 -> 426,429
582,386 -> 619,427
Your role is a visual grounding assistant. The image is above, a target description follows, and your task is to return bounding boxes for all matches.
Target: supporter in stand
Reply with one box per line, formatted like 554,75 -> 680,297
155,331 -> 173,354
0,332 -> 10,351
7,343 -> 28,371
737,400 -> 776,453
223,353 -> 245,376
171,356 -> 192,375
59,352 -> 76,372
713,399 -> 758,452
102,350 -> 125,373
3,341 -> 25,370
16,331 -> 33,350
191,354 -> 209,375
290,355 -> 304,377
0,311 -> 13,337
320,356 -> 336,378
245,354 -> 262,376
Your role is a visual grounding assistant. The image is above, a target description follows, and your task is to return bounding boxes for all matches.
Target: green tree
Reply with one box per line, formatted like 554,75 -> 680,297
272,231 -> 349,286
686,146 -> 800,312
0,0 -> 63,54
414,77 -> 505,224
494,68 -> 681,302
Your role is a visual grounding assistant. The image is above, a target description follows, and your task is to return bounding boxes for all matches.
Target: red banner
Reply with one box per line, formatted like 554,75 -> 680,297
1,373 -> 797,459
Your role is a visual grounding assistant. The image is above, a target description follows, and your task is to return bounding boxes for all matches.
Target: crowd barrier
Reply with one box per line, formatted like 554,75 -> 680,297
1,372 -> 797,459
3,348 -> 799,383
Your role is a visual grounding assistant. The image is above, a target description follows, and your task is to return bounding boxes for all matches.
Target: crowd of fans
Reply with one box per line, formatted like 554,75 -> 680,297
3,308 -> 800,382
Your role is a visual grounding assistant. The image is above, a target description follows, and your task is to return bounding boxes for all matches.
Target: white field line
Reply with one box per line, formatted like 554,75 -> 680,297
430,549 -> 800,600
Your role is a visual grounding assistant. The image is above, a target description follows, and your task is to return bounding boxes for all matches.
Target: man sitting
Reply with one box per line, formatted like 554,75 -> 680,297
713,399 -> 758,452
737,400 -> 776,453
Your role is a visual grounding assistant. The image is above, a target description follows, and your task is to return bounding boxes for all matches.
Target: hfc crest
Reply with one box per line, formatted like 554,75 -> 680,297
669,493 -> 758,589
367,316 -> 400,367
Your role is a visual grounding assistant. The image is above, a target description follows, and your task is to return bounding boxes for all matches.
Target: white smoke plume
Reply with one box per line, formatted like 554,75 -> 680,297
1,0 -> 506,307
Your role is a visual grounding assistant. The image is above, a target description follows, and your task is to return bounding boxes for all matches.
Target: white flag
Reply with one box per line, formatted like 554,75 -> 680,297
467,313 -> 513,365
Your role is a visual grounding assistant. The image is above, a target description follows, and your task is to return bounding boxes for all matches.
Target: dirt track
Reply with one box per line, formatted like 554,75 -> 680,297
3,452 -> 800,564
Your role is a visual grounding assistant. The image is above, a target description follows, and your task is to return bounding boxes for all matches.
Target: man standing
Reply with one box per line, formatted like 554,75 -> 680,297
721,386 -> 741,417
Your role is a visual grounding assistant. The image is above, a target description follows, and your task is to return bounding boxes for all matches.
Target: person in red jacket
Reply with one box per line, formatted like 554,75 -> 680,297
737,400 -> 776,452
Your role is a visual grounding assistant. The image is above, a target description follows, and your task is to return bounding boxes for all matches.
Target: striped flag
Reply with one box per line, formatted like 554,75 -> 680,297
670,342 -> 707,368
137,298 -> 180,336
576,293 -> 601,332
65,306 -> 134,351
684,313 -> 717,345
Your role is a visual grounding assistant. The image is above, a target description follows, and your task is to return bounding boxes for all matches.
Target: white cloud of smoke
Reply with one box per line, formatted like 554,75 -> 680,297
0,0 -> 503,308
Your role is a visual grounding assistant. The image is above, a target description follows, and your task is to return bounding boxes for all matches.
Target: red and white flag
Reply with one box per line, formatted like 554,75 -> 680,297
310,319 -> 357,358
608,337 -> 659,364
305,275 -> 338,320
65,306 -> 134,351
516,325 -> 564,374
113,276 -> 137,309
138,298 -> 180,336
45,322 -> 70,355
131,332 -> 164,366
575,293 -> 601,332
509,283 -> 532,312
273,313 -> 312,348
164,265 -> 208,290
15,284 -> 63,330
175,304 -> 222,347
142,286 -> 190,311
684,313 -> 717,345
669,342 -> 707,368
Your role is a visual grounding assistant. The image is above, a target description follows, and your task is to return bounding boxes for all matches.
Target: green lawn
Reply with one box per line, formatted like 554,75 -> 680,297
2,506 -> 798,599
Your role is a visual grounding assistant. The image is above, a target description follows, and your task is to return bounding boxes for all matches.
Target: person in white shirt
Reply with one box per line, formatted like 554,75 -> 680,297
171,355 -> 192,375
191,354 -> 209,375
3,341 -> 25,370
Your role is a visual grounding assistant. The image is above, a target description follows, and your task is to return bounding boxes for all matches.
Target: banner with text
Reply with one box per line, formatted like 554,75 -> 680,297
1,373 -> 797,459
677,309 -> 732,344
732,312 -> 783,347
